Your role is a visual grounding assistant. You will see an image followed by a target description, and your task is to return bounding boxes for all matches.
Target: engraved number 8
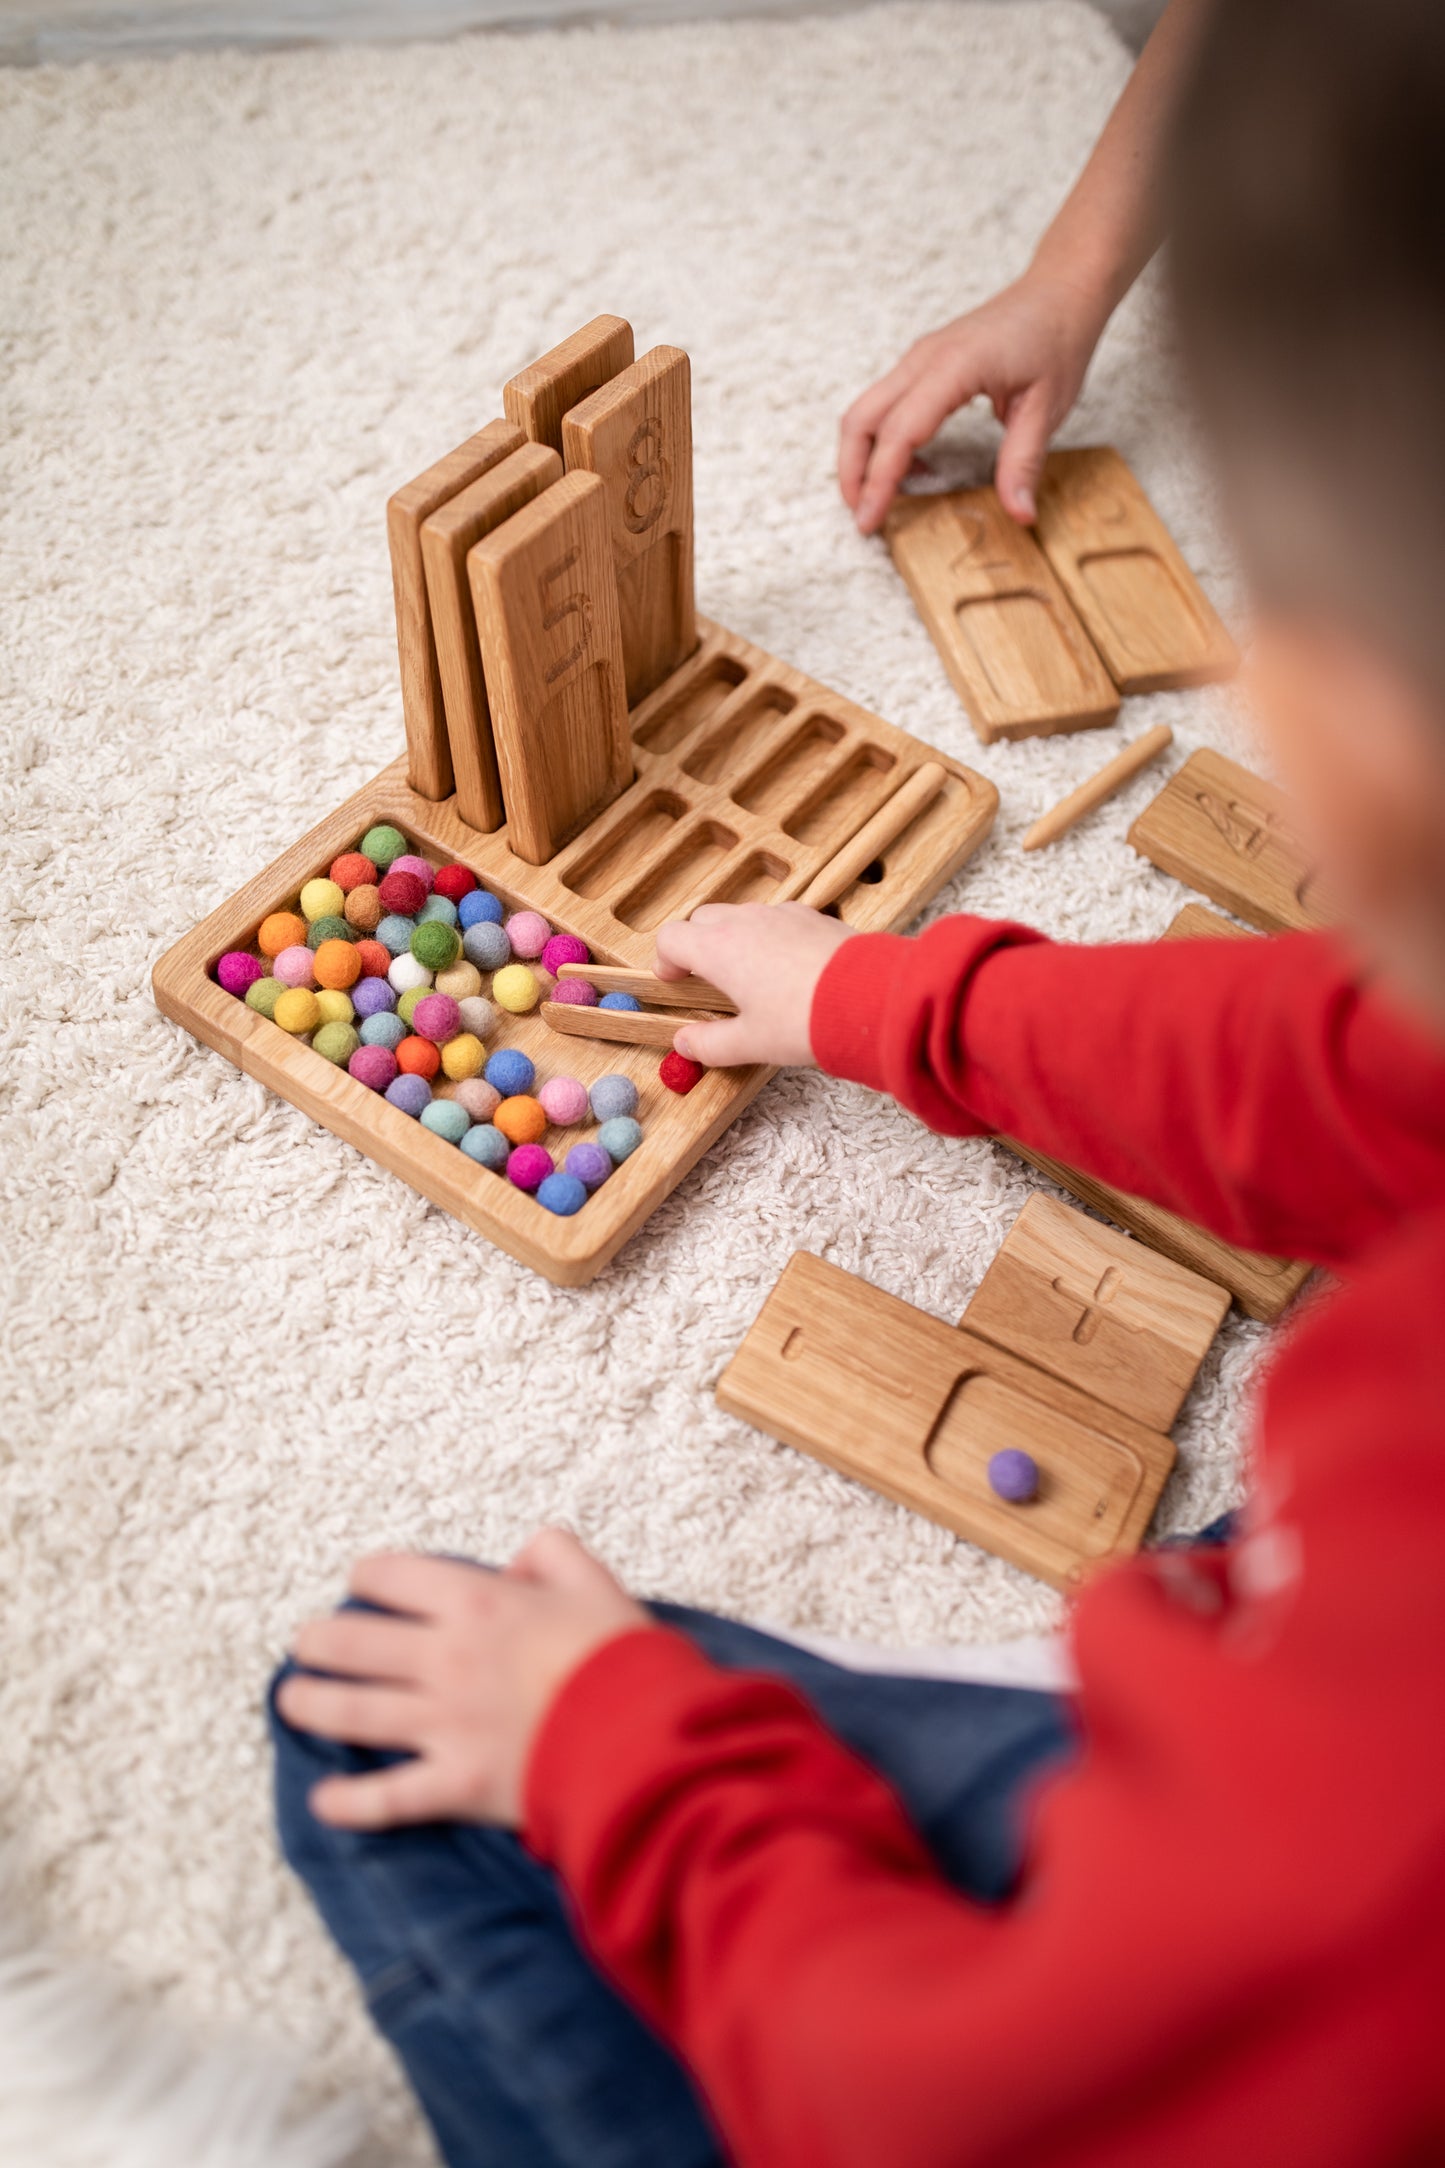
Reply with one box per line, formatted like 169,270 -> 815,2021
624,420 -> 668,536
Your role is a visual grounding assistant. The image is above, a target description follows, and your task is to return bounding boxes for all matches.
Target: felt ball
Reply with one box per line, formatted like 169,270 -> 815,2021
314,989 -> 355,1026
273,944 -> 316,989
306,914 -> 354,950
217,951 -> 263,997
390,853 -> 434,893
274,987 -> 321,1035
460,1123 -> 509,1171
565,1141 -> 612,1190
344,885 -> 383,933
258,910 -> 306,957
598,990 -> 641,1011
538,1075 -> 589,1126
506,1142 -> 553,1191
457,995 -> 497,1041
597,1115 -> 643,1165
589,1073 -> 638,1122
540,933 -> 590,975
410,921 -> 461,972
987,1449 -> 1039,1504
360,1011 -> 406,1051
349,1043 -> 399,1092
458,888 -> 505,929
504,910 -> 551,959
360,824 -> 408,871
492,963 -> 540,1014
330,851 -> 377,892
441,1033 -> 485,1082
433,863 -> 476,903
484,1047 -> 535,1096
397,986 -> 426,1027
537,1172 -> 589,1217
420,1099 -> 471,1145
376,914 -> 417,957
660,1049 -> 705,1096
494,1094 -> 547,1145
454,1078 -> 501,1123
245,976 -> 284,1019
397,1034 -> 441,1080
385,1073 -> 432,1118
353,976 -> 397,1019
378,869 -> 427,917
313,1021 -> 360,1066
300,877 -> 346,923
354,938 -> 391,980
413,992 -> 461,1044
549,977 -> 597,1008
388,952 -> 432,995
314,937 -> 362,990
435,960 -> 482,1001
418,894 -> 459,928
462,922 -> 511,972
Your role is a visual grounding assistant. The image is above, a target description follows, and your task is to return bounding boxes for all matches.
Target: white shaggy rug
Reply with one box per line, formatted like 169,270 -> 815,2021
1,3 -> 1269,2155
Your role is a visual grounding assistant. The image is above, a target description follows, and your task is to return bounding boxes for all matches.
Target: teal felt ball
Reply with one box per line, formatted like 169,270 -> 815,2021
418,895 -> 459,928
420,1099 -> 471,1145
460,1123 -> 509,1171
597,1115 -> 643,1164
376,914 -> 417,956
360,1011 -> 407,1051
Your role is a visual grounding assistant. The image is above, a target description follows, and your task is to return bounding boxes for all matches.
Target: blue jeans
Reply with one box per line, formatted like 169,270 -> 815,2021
271,1599 -> 1076,2168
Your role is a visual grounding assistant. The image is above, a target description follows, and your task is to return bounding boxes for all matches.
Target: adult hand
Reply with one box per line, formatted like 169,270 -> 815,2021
654,902 -> 855,1068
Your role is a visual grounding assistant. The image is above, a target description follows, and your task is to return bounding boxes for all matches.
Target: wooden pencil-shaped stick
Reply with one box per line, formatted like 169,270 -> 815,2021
1022,724 -> 1173,852
785,761 -> 949,909
556,963 -> 735,1013
541,1002 -> 711,1048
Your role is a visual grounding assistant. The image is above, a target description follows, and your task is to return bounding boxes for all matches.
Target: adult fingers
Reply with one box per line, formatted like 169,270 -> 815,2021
671,1014 -> 756,1067
275,1673 -> 424,1751
292,1609 -> 429,1686
994,380 -> 1053,524
309,1759 -> 456,1832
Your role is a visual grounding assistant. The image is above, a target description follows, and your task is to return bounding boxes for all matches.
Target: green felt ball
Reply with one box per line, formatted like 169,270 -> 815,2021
410,920 -> 461,971
245,976 -> 284,1019
306,914 -> 354,949
313,1021 -> 360,1066
360,824 -> 408,870
397,985 -> 426,1026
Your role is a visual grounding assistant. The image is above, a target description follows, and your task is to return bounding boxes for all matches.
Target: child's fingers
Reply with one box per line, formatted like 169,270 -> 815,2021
838,358 -> 922,509
855,374 -> 968,534
672,1014 -> 755,1068
292,1609 -> 428,1685
653,915 -> 708,981
309,1760 -> 456,1832
348,1550 -> 490,1620
994,381 -> 1053,523
276,1672 -> 423,1750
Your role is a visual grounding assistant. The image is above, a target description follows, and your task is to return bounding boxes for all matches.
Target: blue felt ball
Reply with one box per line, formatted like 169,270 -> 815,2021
484,1047 -> 535,1097
419,894 -> 459,928
536,1171 -> 589,1217
987,1448 -> 1039,1503
385,1073 -> 432,1118
589,1073 -> 638,1122
360,1010 -> 407,1050
598,991 -> 642,1011
460,1122 -> 510,1171
597,1114 -> 643,1165
458,888 -> 505,930
463,921 -> 511,972
420,1098 -> 471,1144
376,913 -> 418,956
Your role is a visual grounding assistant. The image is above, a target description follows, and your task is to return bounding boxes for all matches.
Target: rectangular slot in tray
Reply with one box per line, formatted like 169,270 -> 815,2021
699,849 -> 792,906
558,790 -> 686,898
783,743 -> 897,845
682,684 -> 797,785
612,819 -> 739,929
634,655 -> 747,755
732,714 -> 847,815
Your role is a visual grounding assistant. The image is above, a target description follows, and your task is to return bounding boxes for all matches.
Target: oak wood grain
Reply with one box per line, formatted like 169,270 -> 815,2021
503,314 -> 635,453
1128,746 -> 1336,931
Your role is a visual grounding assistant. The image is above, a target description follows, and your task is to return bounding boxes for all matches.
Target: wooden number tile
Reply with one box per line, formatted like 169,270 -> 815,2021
1128,746 -> 1335,931
717,1252 -> 1175,1591
420,442 -> 563,835
1034,448 -> 1236,692
503,315 -> 635,454
468,470 -> 632,865
386,419 -> 526,800
885,485 -> 1120,742
961,1194 -> 1229,1432
562,345 -> 697,709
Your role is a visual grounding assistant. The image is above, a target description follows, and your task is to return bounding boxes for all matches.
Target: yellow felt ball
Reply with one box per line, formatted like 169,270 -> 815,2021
300,877 -> 346,923
314,988 -> 355,1026
492,963 -> 540,1014
440,1032 -> 485,1081
435,960 -> 483,1001
274,987 -> 321,1034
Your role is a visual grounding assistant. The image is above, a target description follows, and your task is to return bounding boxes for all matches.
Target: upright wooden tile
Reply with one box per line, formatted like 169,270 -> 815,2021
562,345 -> 697,708
503,315 -> 635,454
885,485 -> 1120,742
468,470 -> 632,865
716,1251 -> 1176,1591
1034,447 -> 1236,692
1129,746 -> 1335,931
961,1194 -> 1228,1432
420,442 -> 563,835
386,419 -> 526,800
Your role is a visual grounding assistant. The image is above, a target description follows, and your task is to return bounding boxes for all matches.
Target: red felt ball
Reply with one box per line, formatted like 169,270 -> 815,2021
378,868 -> 427,916
396,1034 -> 441,1079
660,1049 -> 705,1095
329,851 -> 377,892
354,938 -> 391,980
433,862 -> 477,903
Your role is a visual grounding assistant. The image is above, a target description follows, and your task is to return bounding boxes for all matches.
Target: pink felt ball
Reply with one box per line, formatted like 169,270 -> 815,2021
454,1077 -> 501,1122
504,910 -> 551,959
273,944 -> 317,988
548,976 -> 597,1007
538,1075 -> 590,1126
412,992 -> 461,1045
217,951 -> 264,997
389,854 -> 434,894
348,1044 -> 399,1092
506,1142 -> 553,1191
540,932 -> 589,975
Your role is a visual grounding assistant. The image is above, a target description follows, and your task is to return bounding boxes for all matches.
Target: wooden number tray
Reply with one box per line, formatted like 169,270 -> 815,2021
154,619 -> 997,1285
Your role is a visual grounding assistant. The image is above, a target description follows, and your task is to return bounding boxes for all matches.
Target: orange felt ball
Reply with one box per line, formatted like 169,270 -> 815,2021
258,911 -> 307,958
494,1093 -> 547,1145
396,1035 -> 441,1079
330,851 -> 377,892
354,938 -> 390,980
314,938 -> 362,990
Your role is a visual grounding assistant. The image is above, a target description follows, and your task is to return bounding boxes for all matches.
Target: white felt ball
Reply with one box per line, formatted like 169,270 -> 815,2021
388,953 -> 433,994
457,995 -> 497,1040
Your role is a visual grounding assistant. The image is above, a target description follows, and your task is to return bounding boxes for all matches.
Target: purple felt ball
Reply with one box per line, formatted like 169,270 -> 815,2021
548,977 -> 597,1007
385,1073 -> 433,1118
217,951 -> 264,997
352,975 -> 398,1018
504,910 -> 551,959
506,1142 -> 553,1191
389,853 -> 434,894
564,1142 -> 612,1190
540,933 -> 589,975
273,944 -> 316,989
987,1448 -> 1039,1503
348,1043 -> 399,1092
412,991 -> 461,1044
538,1075 -> 590,1126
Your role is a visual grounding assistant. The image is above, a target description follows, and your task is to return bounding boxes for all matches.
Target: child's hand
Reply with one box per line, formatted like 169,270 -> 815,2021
654,902 -> 855,1068
276,1531 -> 650,1831
838,269 -> 1105,535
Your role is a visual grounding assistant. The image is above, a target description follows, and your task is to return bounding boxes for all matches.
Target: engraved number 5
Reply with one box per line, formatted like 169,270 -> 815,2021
539,549 -> 591,684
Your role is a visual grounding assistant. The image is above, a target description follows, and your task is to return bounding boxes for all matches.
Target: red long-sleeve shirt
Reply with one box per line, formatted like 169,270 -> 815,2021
526,921 -> 1445,2167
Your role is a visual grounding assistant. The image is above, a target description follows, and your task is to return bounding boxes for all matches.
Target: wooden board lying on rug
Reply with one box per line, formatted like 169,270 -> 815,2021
1128,746 -> 1335,932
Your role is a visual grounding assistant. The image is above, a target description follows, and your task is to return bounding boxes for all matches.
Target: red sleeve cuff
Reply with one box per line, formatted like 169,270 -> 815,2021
808,931 -> 908,1089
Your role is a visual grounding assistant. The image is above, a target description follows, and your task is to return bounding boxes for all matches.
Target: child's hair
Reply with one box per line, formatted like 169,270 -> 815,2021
1167,0 -> 1445,693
